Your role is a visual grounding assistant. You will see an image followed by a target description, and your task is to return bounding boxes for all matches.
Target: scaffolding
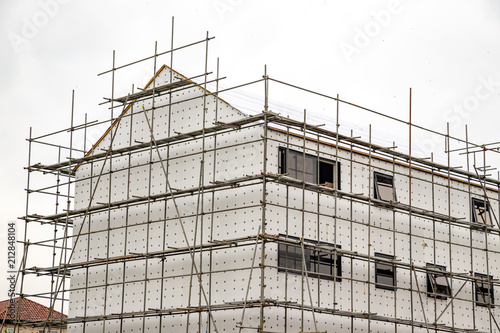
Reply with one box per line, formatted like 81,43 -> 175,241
5,20 -> 500,333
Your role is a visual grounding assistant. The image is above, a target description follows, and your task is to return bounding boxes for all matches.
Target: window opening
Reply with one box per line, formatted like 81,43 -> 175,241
471,197 -> 493,226
279,147 -> 340,189
278,235 -> 341,281
426,264 -> 451,299
375,253 -> 396,291
374,171 -> 395,201
475,272 -> 495,307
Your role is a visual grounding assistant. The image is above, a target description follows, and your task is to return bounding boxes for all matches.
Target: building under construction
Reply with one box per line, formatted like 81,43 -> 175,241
7,29 -> 500,333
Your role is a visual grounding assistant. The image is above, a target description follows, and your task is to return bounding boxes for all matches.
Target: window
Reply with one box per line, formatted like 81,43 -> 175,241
310,247 -> 341,280
279,147 -> 341,189
475,273 -> 495,307
278,235 -> 341,281
375,253 -> 396,291
426,264 -> 451,299
471,198 -> 493,226
374,172 -> 396,201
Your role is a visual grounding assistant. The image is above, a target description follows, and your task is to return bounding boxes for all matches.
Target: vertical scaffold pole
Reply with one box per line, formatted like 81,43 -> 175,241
259,65 -> 269,332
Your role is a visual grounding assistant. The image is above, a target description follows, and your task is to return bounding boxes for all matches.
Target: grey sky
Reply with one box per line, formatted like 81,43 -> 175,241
1,0 -> 500,303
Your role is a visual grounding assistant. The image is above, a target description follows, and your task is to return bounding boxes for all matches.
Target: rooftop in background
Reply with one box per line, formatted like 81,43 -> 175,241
0,297 -> 67,323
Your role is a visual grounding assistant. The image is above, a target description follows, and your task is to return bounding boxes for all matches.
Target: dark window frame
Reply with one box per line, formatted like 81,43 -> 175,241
278,234 -> 341,281
475,272 -> 495,307
373,171 -> 396,202
426,263 -> 451,299
375,252 -> 396,291
279,147 -> 341,190
471,197 -> 493,226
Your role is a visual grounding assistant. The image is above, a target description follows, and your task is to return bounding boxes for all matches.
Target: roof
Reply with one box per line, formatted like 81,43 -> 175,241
72,64 -> 243,174
0,297 -> 67,322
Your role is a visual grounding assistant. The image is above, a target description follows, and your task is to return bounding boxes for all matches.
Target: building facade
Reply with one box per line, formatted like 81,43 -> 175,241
61,65 -> 499,332
20,39 -> 500,332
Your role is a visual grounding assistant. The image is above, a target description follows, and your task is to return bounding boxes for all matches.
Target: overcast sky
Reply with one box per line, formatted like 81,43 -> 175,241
1,0 -> 500,304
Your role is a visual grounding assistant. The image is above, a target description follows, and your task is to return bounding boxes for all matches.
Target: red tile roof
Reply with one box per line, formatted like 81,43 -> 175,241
0,298 -> 67,322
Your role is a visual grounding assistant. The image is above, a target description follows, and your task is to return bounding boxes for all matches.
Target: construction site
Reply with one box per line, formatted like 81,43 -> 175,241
4,26 -> 500,333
